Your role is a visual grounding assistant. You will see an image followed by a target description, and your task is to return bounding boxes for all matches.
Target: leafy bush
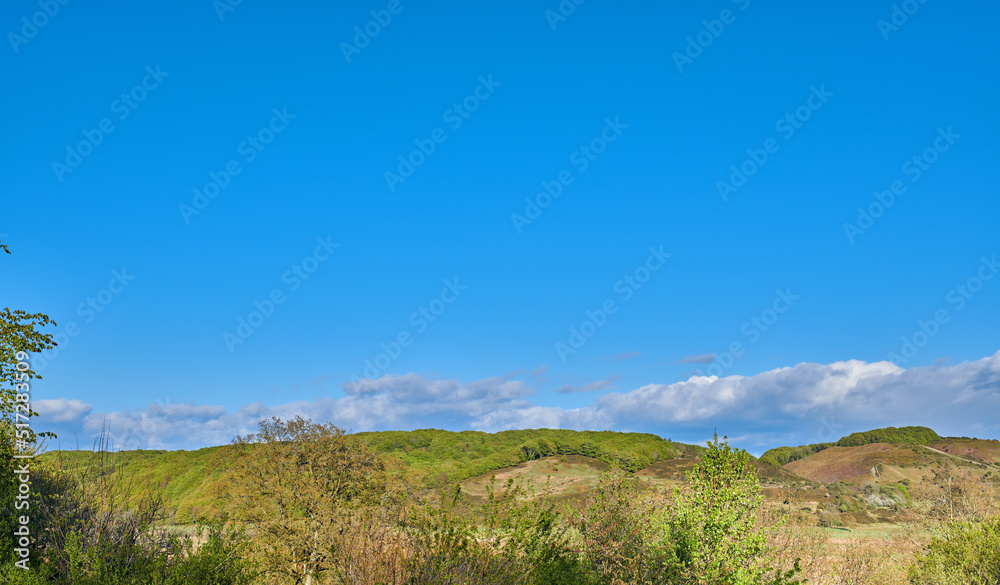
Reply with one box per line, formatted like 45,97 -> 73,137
572,435 -> 803,585
576,467 -> 664,584
406,478 -> 587,585
37,523 -> 255,585
220,416 -> 409,584
664,434 -> 802,585
909,515 -> 1000,584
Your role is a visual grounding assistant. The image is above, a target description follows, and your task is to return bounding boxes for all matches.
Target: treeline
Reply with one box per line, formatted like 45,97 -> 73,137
759,442 -> 834,467
835,426 -> 941,447
356,428 -> 695,487
760,426 -> 942,467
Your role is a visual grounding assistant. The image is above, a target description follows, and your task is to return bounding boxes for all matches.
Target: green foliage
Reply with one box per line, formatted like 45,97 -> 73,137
40,446 -> 230,525
836,426 -> 941,447
664,433 -> 799,584
222,416 -> 409,584
42,428 -> 695,523
577,467 -> 670,584
352,428 -> 686,488
26,523 -> 256,585
1,243 -> 59,566
909,515 -> 1000,584
759,442 -> 834,467
573,436 -> 802,585
407,477 -> 588,585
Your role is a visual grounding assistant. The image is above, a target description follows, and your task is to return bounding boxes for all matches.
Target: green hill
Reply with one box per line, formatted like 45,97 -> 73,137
40,428 -> 695,524
760,426 -> 943,467
356,428 -> 692,486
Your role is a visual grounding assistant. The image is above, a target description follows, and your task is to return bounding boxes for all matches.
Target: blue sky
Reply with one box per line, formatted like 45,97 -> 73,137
3,0 -> 999,452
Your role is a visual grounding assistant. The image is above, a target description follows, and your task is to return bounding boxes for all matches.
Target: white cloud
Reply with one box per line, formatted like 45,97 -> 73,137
55,350 -> 1000,450
34,398 -> 92,423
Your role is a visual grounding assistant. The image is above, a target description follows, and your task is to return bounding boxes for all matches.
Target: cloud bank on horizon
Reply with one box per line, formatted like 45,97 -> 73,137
37,349 -> 1000,452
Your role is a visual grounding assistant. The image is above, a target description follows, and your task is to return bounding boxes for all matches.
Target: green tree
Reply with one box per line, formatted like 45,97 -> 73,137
662,433 -> 800,585
1,240 -> 58,566
220,416 -> 408,585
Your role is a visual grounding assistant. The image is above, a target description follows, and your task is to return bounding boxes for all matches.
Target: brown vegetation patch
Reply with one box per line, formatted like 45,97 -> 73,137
784,443 -> 937,484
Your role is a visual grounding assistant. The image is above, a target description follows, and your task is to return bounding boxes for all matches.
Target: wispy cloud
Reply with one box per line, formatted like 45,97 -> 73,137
678,353 -> 717,364
555,374 -> 620,394
611,351 -> 640,362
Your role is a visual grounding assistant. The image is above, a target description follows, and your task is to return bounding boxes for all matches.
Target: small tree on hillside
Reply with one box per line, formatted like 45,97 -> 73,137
221,416 -> 407,585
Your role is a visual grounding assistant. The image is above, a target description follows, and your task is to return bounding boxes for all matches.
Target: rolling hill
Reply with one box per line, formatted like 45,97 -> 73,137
38,425 -> 1000,525
40,428 -> 701,523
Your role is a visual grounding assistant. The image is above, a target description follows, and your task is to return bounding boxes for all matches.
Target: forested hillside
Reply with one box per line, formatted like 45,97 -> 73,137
40,428 -> 697,522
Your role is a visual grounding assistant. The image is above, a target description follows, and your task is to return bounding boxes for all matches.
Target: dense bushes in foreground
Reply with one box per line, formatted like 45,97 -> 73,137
909,515 -> 1000,584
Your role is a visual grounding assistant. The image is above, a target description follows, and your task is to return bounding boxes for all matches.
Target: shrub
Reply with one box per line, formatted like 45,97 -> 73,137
25,428 -> 258,585
221,416 -> 409,584
909,515 -> 1000,584
407,478 -> 587,585
577,467 -> 664,584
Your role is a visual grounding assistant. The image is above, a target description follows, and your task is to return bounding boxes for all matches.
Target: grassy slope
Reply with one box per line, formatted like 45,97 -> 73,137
929,437 -> 1000,465
760,426 -> 943,467
783,443 -> 939,484
782,436 -> 1000,484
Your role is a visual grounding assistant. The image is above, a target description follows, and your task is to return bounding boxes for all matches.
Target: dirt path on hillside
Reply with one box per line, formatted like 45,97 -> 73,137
920,446 -> 1000,471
